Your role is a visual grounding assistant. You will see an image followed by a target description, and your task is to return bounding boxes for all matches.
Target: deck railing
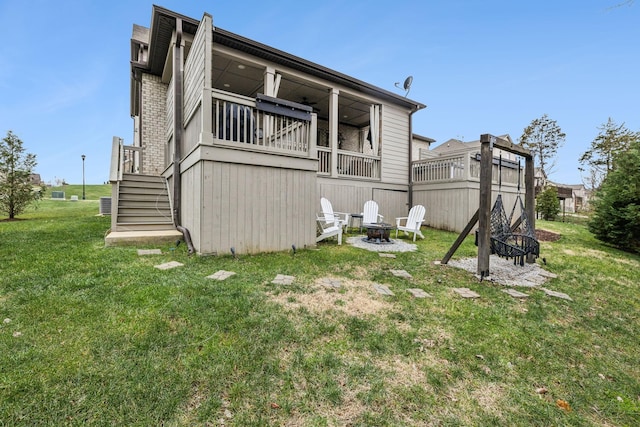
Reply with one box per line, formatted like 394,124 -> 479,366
212,90 -> 312,156
412,154 -> 467,183
413,153 -> 523,186
317,147 -> 331,175
109,137 -> 143,182
337,151 -> 380,179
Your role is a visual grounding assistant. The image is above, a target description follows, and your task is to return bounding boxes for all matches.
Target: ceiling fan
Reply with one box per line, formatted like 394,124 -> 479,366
299,97 -> 320,113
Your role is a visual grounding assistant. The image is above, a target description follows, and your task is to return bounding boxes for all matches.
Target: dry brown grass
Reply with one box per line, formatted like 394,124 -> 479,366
269,277 -> 393,317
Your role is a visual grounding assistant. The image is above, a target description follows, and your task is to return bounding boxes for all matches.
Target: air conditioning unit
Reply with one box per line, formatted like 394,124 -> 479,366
99,197 -> 112,215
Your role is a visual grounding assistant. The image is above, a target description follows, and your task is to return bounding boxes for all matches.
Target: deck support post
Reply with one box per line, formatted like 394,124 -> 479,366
477,134 -> 493,277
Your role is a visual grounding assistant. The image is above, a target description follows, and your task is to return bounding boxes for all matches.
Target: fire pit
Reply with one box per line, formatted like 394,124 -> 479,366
364,223 -> 395,243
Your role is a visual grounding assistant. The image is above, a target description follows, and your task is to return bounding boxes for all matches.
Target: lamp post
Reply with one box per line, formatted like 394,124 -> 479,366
81,154 -> 86,200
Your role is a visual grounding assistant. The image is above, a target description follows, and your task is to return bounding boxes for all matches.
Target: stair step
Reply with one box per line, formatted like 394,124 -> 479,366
117,207 -> 172,216
122,173 -> 166,184
117,199 -> 171,208
114,222 -> 177,232
119,184 -> 167,192
117,215 -> 174,224
118,193 -> 170,202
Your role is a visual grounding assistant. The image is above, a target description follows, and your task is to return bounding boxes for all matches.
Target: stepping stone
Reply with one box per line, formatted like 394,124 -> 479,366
539,270 -> 558,279
138,249 -> 162,256
503,279 -> 540,288
452,287 -> 480,298
541,288 -> 573,301
390,269 -> 412,279
407,288 -> 432,298
373,283 -> 394,296
502,288 -> 529,298
207,270 -> 236,281
319,277 -> 342,289
154,261 -> 184,270
379,253 -> 396,258
271,274 -> 296,285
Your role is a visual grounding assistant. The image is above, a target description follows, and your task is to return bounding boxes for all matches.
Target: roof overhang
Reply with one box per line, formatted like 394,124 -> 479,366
133,5 -> 426,113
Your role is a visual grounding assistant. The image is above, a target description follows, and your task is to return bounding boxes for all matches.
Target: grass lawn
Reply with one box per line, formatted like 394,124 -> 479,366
1,200 -> 638,426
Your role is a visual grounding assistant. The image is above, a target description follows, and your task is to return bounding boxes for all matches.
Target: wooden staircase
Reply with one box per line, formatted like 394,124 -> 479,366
105,173 -> 182,247
114,173 -> 174,231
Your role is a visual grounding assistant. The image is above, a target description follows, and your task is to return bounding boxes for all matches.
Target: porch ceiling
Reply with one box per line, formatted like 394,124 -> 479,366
142,5 -> 424,127
212,53 -> 371,127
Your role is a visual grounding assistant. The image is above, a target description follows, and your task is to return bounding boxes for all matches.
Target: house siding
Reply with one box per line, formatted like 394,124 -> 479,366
141,73 -> 167,174
381,105 -> 410,185
181,156 -> 317,255
318,178 -> 409,225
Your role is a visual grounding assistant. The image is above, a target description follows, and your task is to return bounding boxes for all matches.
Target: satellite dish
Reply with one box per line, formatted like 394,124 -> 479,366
403,76 -> 413,91
394,75 -> 413,97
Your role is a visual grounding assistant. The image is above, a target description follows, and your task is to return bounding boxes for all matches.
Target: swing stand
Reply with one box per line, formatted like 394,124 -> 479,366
441,134 -> 539,277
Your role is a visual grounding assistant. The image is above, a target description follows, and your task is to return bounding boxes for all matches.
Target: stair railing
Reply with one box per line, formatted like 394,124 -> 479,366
110,137 -> 144,183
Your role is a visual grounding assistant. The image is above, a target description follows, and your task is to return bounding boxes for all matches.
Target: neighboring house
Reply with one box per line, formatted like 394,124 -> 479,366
534,168 -> 592,213
29,174 -> 42,185
412,134 -> 436,161
411,135 -> 527,232
107,6 -> 426,255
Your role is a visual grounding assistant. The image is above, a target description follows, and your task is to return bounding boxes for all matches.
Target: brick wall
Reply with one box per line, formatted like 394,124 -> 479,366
141,74 -> 167,175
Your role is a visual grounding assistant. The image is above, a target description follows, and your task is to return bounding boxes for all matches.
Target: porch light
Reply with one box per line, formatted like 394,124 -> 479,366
237,64 -> 245,69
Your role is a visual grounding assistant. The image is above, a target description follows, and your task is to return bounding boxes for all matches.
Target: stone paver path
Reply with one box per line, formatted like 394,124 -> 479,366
407,288 -> 432,298
541,288 -> 573,301
154,261 -> 183,270
373,284 -> 394,296
318,277 -> 342,290
390,269 -> 412,279
379,253 -> 397,258
138,249 -> 162,256
539,271 -> 558,279
272,274 -> 296,285
207,270 -> 236,281
502,288 -> 529,298
452,287 -> 480,298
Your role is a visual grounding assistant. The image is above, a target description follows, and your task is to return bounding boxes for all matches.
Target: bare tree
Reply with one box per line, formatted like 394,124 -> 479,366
518,114 -> 566,178
579,118 -> 638,189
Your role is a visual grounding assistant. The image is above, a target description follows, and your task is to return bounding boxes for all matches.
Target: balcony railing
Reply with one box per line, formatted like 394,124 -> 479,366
212,90 -> 312,156
338,151 -> 380,179
317,147 -> 331,175
317,147 -> 380,179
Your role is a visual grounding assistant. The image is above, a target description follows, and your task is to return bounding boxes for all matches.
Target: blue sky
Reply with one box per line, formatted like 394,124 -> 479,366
0,0 -> 637,186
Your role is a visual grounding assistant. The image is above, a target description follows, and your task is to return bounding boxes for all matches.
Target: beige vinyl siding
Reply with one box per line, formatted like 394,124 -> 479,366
380,104 -> 410,185
318,178 -> 409,226
183,14 -> 209,127
179,162 -> 203,249
412,181 -> 521,233
188,160 -> 317,255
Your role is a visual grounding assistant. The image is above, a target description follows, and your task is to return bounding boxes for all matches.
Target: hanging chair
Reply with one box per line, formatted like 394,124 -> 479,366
476,158 -> 540,266
488,194 -> 539,265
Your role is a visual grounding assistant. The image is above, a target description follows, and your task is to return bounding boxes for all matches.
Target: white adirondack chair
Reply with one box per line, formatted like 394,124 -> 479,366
316,215 -> 342,245
395,204 -> 426,241
362,200 -> 383,226
320,197 -> 349,231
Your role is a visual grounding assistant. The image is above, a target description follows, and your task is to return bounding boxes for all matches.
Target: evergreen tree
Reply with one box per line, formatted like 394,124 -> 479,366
0,131 -> 41,219
536,186 -> 560,221
519,114 -> 566,179
589,138 -> 640,253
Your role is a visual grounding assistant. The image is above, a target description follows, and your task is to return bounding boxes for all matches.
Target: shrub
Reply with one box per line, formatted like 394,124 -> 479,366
536,186 -> 560,220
